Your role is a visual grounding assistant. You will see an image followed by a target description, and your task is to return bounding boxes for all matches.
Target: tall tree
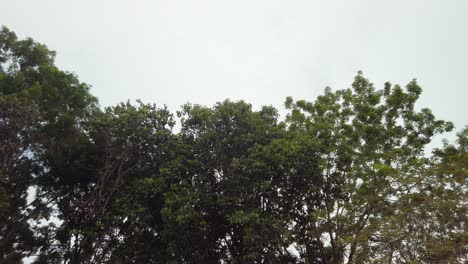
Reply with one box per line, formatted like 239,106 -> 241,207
0,97 -> 42,263
1,26 -> 465,264
0,26 -> 97,263
35,101 -> 177,263
165,100 -> 290,263
373,127 -> 467,263
284,72 -> 454,263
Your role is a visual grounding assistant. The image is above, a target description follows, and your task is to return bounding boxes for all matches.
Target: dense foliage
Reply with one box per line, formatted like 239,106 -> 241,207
0,26 -> 466,263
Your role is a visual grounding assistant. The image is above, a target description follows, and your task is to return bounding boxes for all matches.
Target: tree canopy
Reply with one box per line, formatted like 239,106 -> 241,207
0,26 -> 466,264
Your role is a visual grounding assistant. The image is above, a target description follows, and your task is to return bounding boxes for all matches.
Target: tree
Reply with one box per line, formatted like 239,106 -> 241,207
0,25 -> 97,263
35,101 -> 177,263
1,26 -> 465,264
165,100 -> 291,263
374,127 -> 467,263
284,72 -> 454,263
0,97 -> 42,263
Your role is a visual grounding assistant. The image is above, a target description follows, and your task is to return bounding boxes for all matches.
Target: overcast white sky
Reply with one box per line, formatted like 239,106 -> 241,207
3,0 -> 468,142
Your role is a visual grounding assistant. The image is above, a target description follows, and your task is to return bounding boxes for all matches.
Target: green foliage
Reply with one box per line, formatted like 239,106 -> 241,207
0,25 -> 97,263
282,72 -> 457,263
1,27 -> 466,264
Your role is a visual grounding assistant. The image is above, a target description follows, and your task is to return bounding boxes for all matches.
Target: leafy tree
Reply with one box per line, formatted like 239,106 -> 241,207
165,100 -> 290,263
284,72 -> 454,263
373,127 -> 467,263
0,97 -> 42,263
35,101 -> 177,263
0,25 -> 96,263
1,26 -> 465,264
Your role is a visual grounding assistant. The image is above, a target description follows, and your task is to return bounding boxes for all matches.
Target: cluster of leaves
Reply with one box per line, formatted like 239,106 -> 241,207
0,26 -> 466,264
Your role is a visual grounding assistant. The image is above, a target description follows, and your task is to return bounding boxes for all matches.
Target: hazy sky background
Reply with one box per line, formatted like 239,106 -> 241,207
3,0 -> 468,143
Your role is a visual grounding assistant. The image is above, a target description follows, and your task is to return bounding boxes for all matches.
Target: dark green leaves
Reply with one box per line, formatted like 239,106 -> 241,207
1,26 -> 465,264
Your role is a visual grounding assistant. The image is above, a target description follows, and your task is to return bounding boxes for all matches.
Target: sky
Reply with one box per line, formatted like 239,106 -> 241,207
2,0 -> 468,144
